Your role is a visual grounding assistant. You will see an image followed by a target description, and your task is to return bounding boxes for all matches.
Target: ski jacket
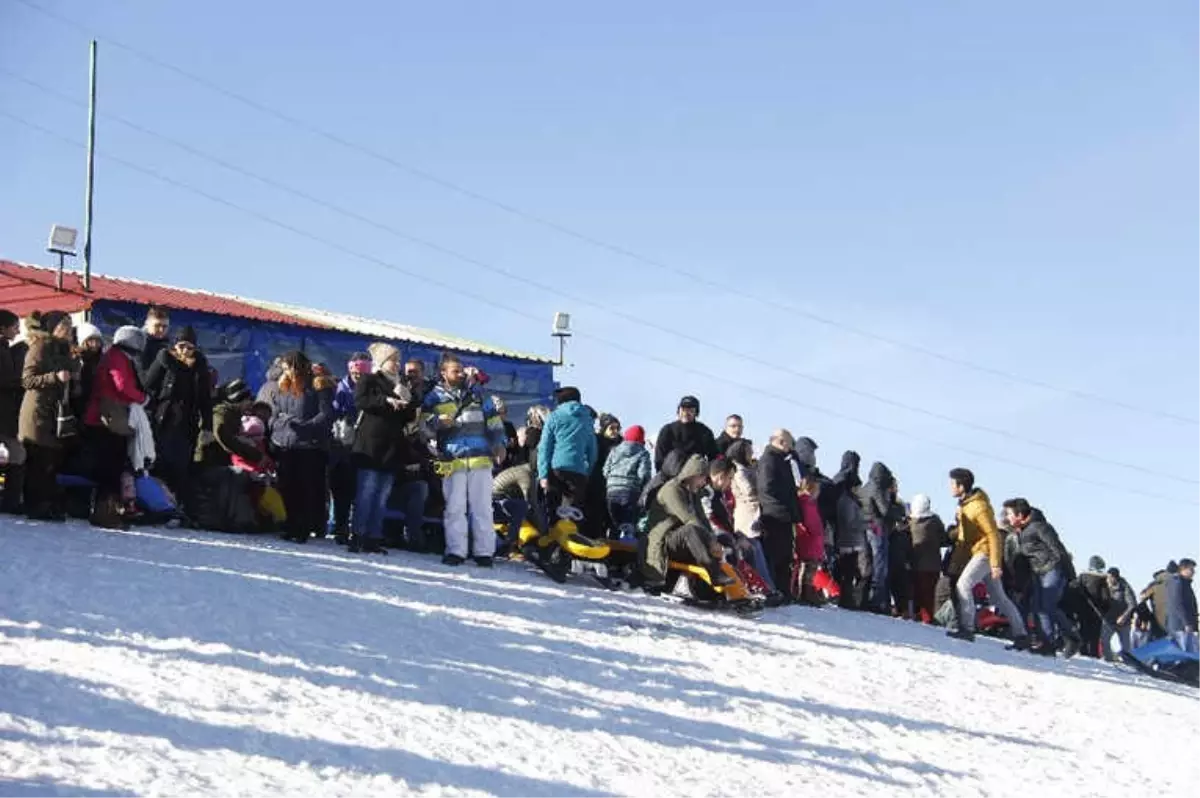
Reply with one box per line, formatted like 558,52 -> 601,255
603,440 -> 651,498
421,380 -> 505,469
757,445 -> 799,524
538,400 -> 598,480
653,419 -> 718,473
1017,509 -> 1070,576
955,488 -> 1003,567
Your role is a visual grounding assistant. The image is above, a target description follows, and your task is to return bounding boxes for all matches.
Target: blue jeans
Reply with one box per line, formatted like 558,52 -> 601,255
1034,567 -> 1075,641
748,538 -> 777,593
867,526 -> 889,611
607,495 -> 638,539
354,469 -> 395,541
392,479 -> 429,545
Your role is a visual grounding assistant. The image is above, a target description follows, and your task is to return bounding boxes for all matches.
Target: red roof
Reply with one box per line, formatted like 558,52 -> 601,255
0,260 -> 320,327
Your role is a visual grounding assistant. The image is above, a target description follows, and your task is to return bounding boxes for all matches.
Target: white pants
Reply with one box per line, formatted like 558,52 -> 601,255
443,466 -> 495,558
956,553 -> 1028,637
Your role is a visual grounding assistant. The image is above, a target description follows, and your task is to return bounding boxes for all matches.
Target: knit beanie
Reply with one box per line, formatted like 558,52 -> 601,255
113,325 -> 147,354
222,379 -> 252,404
347,352 -> 372,376
1088,555 -> 1107,573
174,325 -> 197,345
623,425 -> 646,445
241,415 -> 265,439
76,322 -> 103,344
368,342 -> 400,372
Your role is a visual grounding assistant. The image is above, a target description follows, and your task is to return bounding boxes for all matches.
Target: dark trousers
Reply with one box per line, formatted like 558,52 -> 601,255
837,548 -> 872,610
912,570 -> 940,623
760,518 -> 796,599
23,442 -> 63,515
278,449 -> 328,537
89,427 -> 130,501
545,469 -> 588,524
665,523 -> 720,571
329,457 -> 357,531
151,426 -> 192,494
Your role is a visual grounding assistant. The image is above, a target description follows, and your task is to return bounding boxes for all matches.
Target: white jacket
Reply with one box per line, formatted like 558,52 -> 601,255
731,462 -> 762,537
127,402 -> 156,473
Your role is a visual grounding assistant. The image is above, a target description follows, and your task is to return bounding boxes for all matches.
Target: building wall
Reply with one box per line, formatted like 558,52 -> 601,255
90,300 -> 556,419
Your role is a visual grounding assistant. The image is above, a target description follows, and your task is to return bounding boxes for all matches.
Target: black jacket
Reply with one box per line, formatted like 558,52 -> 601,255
715,432 -> 744,458
139,335 -> 170,384
144,347 -> 214,437
1017,509 -> 1069,576
860,462 -> 901,528
756,445 -> 799,524
0,338 -> 21,438
909,515 -> 946,574
654,419 -> 718,473
352,372 -> 418,472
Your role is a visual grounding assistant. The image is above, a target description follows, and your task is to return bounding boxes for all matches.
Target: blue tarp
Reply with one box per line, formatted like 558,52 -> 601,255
90,301 -> 556,418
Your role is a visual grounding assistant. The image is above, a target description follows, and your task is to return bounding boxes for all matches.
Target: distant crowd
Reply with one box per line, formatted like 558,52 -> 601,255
0,305 -> 1195,664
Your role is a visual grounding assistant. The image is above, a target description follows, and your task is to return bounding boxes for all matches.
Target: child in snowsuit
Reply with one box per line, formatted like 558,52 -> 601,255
602,425 -> 651,540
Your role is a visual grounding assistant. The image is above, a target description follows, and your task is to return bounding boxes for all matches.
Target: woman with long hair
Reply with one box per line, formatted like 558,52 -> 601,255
19,311 -> 76,520
268,350 -> 333,543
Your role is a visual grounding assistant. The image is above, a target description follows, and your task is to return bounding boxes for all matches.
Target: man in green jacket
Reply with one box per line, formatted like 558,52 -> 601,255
640,454 -> 734,589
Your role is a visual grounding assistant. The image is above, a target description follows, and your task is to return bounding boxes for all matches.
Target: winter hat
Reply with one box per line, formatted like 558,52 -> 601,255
112,325 -> 147,354
75,322 -> 103,345
174,325 -> 197,345
1088,555 -> 1107,573
222,379 -> 252,404
679,395 -> 700,412
624,425 -> 646,444
241,415 -> 266,439
910,493 -> 934,520
368,342 -> 400,371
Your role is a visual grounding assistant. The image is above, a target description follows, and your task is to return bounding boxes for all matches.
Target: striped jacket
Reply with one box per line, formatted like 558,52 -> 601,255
421,381 -> 506,469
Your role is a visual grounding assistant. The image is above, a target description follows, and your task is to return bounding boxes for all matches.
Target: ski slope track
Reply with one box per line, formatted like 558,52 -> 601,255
0,519 -> 1195,797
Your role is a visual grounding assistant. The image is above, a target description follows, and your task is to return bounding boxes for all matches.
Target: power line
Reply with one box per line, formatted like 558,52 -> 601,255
11,0 -> 1196,428
4,108 -> 1196,506
3,68 -> 1193,489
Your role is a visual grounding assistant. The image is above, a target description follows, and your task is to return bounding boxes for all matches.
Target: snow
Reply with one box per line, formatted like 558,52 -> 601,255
0,519 -> 1195,797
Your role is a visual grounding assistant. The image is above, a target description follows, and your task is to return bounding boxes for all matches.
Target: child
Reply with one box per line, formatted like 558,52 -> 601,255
231,414 -> 274,477
795,473 -> 828,604
602,425 -> 651,540
231,410 -> 285,529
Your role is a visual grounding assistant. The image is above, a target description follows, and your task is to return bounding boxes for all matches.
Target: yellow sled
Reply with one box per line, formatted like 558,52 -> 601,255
521,509 -> 637,587
667,560 -> 752,603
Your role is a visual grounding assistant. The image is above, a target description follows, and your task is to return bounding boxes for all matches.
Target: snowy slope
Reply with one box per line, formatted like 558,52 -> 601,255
0,519 -> 1195,797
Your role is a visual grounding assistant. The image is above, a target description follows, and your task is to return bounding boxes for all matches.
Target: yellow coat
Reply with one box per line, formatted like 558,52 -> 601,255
955,489 -> 1003,567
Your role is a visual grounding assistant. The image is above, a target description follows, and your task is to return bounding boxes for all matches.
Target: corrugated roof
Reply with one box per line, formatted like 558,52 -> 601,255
239,297 -> 555,363
0,259 -> 554,363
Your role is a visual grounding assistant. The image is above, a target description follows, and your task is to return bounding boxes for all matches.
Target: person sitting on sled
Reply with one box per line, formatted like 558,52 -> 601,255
537,386 -> 598,531
639,454 -> 735,590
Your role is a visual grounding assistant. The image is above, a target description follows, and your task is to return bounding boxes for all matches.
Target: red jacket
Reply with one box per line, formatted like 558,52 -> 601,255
85,347 -> 147,426
795,493 -> 826,562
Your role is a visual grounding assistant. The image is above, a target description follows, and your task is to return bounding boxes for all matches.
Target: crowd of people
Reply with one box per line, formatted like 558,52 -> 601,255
0,306 -> 1195,663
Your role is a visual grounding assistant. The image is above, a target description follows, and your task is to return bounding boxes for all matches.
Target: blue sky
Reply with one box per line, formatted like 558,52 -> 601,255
1,1 -> 1196,583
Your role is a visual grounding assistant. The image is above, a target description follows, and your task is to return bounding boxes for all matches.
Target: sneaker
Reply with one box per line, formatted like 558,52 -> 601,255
1006,636 -> 1032,652
473,556 -> 494,568
946,629 -> 976,643
442,554 -> 465,566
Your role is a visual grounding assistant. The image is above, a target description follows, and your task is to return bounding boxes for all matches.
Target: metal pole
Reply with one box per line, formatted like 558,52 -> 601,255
82,39 -> 97,292
55,252 -> 64,291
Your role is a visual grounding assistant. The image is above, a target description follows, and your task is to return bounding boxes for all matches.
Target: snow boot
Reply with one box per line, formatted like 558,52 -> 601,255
946,628 -> 976,643
442,554 -> 465,566
473,556 -> 494,568
1062,634 -> 1082,659
1006,636 -> 1032,652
